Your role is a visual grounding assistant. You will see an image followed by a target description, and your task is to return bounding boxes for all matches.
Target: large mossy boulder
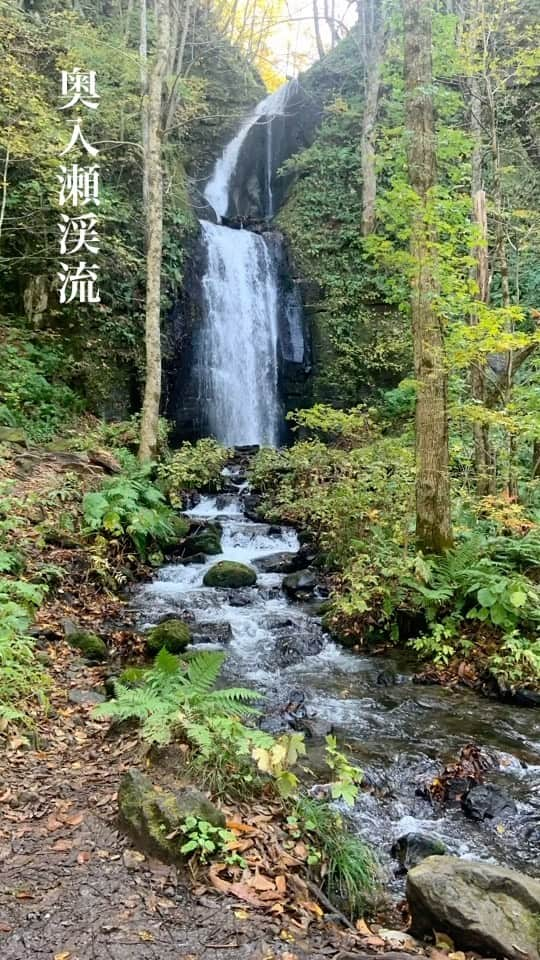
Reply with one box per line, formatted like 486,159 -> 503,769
0,426 -> 27,444
118,769 -> 225,863
183,522 -> 222,557
406,856 -> 540,960
203,560 -> 257,588
145,618 -> 191,655
63,621 -> 108,662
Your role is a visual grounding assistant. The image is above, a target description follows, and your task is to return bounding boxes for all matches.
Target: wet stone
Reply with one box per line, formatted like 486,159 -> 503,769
461,783 -> 517,821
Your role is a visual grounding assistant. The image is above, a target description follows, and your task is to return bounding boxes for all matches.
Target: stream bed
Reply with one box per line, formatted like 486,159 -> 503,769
134,491 -> 540,894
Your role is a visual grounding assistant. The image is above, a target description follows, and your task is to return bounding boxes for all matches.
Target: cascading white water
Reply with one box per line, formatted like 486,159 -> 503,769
198,220 -> 280,446
196,82 -> 298,446
204,83 -> 293,222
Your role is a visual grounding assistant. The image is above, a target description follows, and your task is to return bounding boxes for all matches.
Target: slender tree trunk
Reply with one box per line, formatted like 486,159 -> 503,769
359,0 -> 384,236
312,0 -> 325,59
139,0 -> 170,462
403,0 -> 453,553
470,188 -> 494,496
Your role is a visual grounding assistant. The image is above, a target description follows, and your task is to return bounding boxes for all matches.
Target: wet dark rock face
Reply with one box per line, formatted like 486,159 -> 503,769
223,83 -> 321,223
461,784 -> 517,821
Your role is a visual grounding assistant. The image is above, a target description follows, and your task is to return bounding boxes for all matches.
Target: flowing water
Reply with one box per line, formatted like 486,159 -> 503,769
195,83 -> 300,447
167,87 -> 540,891
136,492 -> 540,894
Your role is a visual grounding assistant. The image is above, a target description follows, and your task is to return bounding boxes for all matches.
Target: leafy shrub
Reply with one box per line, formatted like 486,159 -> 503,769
179,816 -> 240,865
0,579 -> 49,727
0,332 -> 81,442
158,439 -> 231,505
83,471 -> 177,560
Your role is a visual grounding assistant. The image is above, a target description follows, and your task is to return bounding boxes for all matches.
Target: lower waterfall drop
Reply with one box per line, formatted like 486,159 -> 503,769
197,220 -> 280,446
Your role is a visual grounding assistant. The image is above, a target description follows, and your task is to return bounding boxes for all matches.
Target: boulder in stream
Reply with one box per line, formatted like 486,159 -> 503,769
145,618 -> 191,655
253,551 -> 299,574
406,855 -> 540,960
118,769 -> 225,864
461,783 -> 517,821
282,568 -> 318,598
182,522 -> 222,557
203,560 -> 257,588
391,831 -> 447,871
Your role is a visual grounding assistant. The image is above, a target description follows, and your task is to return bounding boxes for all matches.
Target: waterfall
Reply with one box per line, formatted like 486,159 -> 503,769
197,221 -> 280,446
204,83 -> 293,222
192,82 -> 304,447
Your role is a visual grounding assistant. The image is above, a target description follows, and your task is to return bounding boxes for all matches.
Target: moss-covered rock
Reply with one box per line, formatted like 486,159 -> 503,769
66,629 -> 108,662
203,561 -> 257,588
168,514 -> 191,541
118,769 -> 225,863
145,618 -> 191,655
0,426 -> 27,443
183,523 -> 222,557
407,856 -> 540,960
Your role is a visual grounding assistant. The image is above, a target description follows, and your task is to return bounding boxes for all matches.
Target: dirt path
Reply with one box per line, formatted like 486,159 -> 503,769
0,645 -> 416,960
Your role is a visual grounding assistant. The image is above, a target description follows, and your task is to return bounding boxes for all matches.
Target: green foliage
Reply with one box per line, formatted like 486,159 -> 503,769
0,578 -> 49,728
94,648 -> 263,746
250,427 -> 414,570
324,734 -> 363,806
0,328 -> 81,442
293,797 -> 379,918
158,439 -> 231,505
179,816 -> 240,865
83,472 -> 176,560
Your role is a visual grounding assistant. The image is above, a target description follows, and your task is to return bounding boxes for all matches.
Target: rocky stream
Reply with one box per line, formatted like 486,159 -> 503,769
134,461 -> 540,899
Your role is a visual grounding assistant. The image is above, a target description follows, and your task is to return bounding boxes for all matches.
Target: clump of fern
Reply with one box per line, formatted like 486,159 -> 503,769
94,648 -> 263,747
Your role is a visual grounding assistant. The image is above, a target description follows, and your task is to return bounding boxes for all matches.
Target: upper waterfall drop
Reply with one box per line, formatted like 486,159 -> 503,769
204,83 -> 294,222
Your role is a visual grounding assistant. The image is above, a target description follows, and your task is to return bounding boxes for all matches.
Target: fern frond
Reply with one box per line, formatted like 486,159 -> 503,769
186,651 -> 225,693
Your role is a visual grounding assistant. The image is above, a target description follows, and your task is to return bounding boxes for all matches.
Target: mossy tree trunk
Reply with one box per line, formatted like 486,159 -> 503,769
403,0 -> 453,553
139,0 -> 170,462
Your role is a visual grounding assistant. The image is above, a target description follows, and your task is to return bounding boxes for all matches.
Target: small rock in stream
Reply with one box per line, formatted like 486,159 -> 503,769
391,831 -> 447,871
282,568 -> 318,598
461,783 -> 517,821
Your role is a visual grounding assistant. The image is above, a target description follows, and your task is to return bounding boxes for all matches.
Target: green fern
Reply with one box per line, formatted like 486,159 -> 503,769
94,649 -> 263,746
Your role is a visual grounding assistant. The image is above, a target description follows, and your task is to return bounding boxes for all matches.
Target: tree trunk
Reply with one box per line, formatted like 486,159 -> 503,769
403,0 -> 453,553
359,0 -> 384,237
470,183 -> 495,496
139,0 -> 170,462
312,0 -> 325,59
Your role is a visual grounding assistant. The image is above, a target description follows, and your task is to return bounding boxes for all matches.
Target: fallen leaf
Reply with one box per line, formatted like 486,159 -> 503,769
234,909 -> 249,920
54,953 -> 71,960
64,812 -> 84,827
275,875 -> 286,894
51,839 -> 73,852
138,930 -> 154,942
249,873 -> 275,891
356,918 -> 373,936
0,922 -> 12,932
77,851 -> 91,864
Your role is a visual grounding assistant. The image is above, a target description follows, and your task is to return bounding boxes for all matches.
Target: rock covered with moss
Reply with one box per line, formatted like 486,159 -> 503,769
145,618 -> 191,655
406,856 -> 540,960
203,561 -> 257,588
118,769 -> 225,863
183,522 -> 222,557
63,621 -> 108,662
